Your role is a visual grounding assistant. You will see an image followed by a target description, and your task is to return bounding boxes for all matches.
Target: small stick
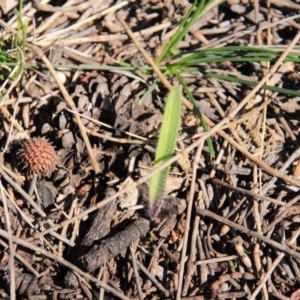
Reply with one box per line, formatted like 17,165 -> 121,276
28,43 -> 100,174
197,208 -> 300,260
212,178 -> 286,206
251,253 -> 283,300
195,255 -> 238,266
177,142 -> 203,299
273,106 -> 296,141
0,167 -> 75,247
66,108 -> 149,141
0,238 -> 39,278
0,228 -> 130,300
136,260 -> 169,297
81,124 -> 147,145
0,183 -> 15,300
129,243 -> 144,300
27,174 -> 38,196
38,23 -> 172,47
117,16 -> 193,110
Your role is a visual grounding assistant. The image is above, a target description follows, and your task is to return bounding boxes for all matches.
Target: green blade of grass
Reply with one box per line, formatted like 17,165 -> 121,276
139,80 -> 159,105
149,85 -> 182,205
15,0 -> 27,53
205,72 -> 300,97
156,1 -> 197,63
175,71 -> 215,158
170,46 -> 300,68
156,0 -> 214,64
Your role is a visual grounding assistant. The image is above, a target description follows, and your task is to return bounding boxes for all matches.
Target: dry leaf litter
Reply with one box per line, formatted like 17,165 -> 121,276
0,0 -> 300,299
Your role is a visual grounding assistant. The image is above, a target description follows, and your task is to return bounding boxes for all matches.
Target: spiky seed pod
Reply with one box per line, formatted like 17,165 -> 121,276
19,138 -> 56,176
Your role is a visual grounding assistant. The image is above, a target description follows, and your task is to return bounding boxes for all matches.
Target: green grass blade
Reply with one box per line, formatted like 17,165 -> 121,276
156,1 -> 197,63
175,71 -> 215,158
205,72 -> 300,97
139,80 -> 159,104
149,85 -> 182,205
156,0 -> 213,64
172,46 -> 300,67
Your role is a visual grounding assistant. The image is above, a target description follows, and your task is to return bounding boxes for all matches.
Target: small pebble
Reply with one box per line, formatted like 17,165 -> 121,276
56,71 -> 67,84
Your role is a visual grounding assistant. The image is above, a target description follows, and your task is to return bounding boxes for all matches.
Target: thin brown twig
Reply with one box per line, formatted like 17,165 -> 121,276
67,108 -> 149,141
177,142 -> 203,299
117,15 -> 193,109
36,1 -> 130,40
129,243 -> 144,300
28,43 -> 100,174
197,208 -> 300,260
83,125 -> 148,145
0,182 -> 15,300
136,260 -> 169,297
195,255 -> 238,266
38,23 -> 172,47
252,253 -> 283,300
0,228 -> 130,300
0,238 -> 39,277
0,167 -> 75,247
212,178 -> 286,206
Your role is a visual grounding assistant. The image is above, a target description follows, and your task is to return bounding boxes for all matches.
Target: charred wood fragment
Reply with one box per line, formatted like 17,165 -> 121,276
78,218 -> 150,272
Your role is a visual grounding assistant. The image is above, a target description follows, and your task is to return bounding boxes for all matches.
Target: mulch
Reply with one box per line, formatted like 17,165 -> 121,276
0,0 -> 300,299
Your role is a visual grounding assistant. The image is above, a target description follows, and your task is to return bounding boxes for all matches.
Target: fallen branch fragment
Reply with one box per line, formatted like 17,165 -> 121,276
78,218 -> 150,272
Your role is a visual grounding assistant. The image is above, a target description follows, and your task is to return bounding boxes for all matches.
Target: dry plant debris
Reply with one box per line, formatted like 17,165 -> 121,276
18,138 -> 57,175
1,0 -> 300,299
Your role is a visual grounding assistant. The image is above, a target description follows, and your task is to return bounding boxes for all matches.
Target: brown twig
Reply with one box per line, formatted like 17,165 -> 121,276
212,178 -> 286,206
177,142 -> 203,298
0,238 -> 39,278
195,255 -> 238,266
136,260 -> 169,297
0,167 -> 74,247
33,0 -> 94,13
129,243 -> 144,300
0,183 -> 15,300
28,43 -> 100,174
197,209 -> 300,260
117,15 -> 193,109
0,228 -> 130,300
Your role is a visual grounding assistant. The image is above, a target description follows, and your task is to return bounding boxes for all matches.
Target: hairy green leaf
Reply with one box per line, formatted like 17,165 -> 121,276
149,85 -> 182,205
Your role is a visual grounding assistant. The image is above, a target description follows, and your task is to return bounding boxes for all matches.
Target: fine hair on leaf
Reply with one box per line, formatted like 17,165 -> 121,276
148,85 -> 182,218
